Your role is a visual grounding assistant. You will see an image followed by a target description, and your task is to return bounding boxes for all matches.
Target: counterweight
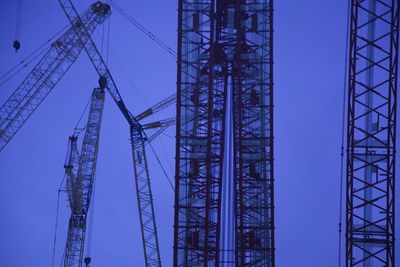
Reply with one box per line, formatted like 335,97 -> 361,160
345,0 -> 399,266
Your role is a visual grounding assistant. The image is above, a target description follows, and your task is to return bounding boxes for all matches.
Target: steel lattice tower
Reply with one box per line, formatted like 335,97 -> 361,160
174,1 -> 274,266
346,0 -> 399,266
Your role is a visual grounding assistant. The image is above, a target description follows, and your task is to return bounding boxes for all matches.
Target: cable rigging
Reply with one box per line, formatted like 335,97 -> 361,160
51,173 -> 67,267
96,21 -> 175,192
13,0 -> 23,52
1,2 -> 177,265
0,24 -> 70,88
82,10 -> 111,266
108,0 -> 177,58
337,1 -> 351,266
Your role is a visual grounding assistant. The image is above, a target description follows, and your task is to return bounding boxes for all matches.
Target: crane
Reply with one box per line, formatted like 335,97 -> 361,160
0,1 -> 110,151
60,90 -> 175,267
63,87 -> 106,267
345,0 -> 399,265
0,1 -> 176,265
57,1 -> 173,265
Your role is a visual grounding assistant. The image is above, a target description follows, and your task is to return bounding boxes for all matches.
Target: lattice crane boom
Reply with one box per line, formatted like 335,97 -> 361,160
136,93 -> 177,121
57,1 -> 163,266
58,0 -> 131,121
64,87 -> 106,267
345,0 -> 399,266
65,135 -> 81,212
0,1 -> 110,151
61,92 -> 175,267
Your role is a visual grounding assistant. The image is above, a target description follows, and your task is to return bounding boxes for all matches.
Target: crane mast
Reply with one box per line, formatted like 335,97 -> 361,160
345,0 -> 399,266
0,1 -> 110,151
63,87 -> 106,267
57,1 -> 163,265
174,0 -> 274,266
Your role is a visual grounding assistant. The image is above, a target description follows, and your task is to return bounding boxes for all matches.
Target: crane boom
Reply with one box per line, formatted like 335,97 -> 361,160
0,2 -> 110,151
136,93 -> 176,121
65,135 -> 81,211
64,87 -> 106,267
58,0 -> 130,120
58,1 -> 162,266
142,118 -> 175,130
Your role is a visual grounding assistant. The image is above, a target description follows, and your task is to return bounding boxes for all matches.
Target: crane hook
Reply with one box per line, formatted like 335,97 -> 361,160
13,40 -> 21,52
84,257 -> 91,266
98,76 -> 107,90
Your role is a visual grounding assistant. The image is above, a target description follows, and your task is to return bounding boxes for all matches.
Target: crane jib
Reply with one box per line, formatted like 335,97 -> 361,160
0,3 -> 110,152
57,1 -> 162,266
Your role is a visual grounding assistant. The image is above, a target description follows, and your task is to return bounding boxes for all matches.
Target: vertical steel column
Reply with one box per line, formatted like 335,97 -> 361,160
174,0 -> 226,266
232,1 -> 274,266
346,0 -> 399,266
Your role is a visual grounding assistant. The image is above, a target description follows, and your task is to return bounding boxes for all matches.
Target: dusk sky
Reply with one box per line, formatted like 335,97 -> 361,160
1,0 -> 398,266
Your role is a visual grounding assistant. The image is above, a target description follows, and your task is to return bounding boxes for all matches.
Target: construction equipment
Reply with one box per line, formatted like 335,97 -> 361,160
174,0 -> 274,266
13,0 -> 23,52
61,91 -> 175,267
57,1 -> 176,265
0,1 -> 175,265
63,87 -> 105,267
0,1 -> 110,151
345,0 -> 399,266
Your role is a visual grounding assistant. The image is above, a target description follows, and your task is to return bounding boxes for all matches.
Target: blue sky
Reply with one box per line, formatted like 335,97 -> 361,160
2,0 -> 396,266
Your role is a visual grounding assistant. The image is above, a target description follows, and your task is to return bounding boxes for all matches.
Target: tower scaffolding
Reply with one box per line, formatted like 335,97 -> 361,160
174,1 -> 274,266
345,0 -> 399,266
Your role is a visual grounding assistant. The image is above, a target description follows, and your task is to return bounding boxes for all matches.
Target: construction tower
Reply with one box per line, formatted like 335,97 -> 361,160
174,1 -> 275,266
345,0 -> 399,266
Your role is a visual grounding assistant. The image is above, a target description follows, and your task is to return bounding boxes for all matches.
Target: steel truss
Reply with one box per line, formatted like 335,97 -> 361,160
346,0 -> 399,266
231,1 -> 274,266
58,1 -> 163,266
174,1 -> 274,266
64,87 -> 105,267
174,1 -> 224,265
0,2 -> 108,151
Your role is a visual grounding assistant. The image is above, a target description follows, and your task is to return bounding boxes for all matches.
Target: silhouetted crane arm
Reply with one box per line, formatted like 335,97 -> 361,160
64,135 -> 81,212
64,87 -> 105,267
58,1 -> 162,266
0,2 -> 110,151
142,118 -> 176,130
58,0 -> 132,121
136,93 -> 176,121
